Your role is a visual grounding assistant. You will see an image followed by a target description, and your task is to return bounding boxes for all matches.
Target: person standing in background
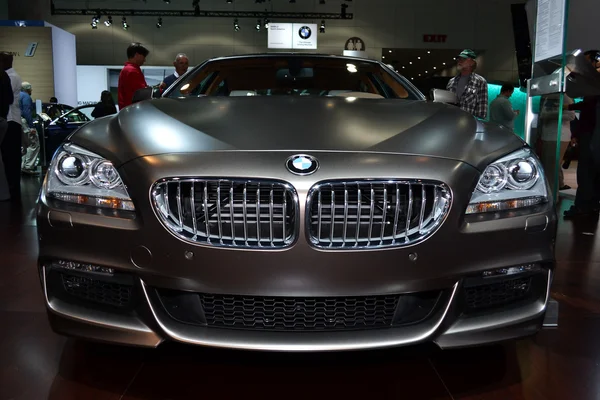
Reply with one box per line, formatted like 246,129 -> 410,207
539,93 -> 576,192
446,49 -> 488,120
91,91 -> 117,119
0,56 -> 13,201
489,83 -> 520,131
160,53 -> 190,91
0,51 -> 23,200
118,43 -> 149,110
563,50 -> 600,218
20,82 -> 39,174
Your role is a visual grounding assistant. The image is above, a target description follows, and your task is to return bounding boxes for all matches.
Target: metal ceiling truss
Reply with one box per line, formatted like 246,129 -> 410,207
51,9 -> 353,20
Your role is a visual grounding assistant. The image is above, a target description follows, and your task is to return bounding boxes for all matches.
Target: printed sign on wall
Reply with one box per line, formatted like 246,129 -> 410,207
268,23 -> 318,50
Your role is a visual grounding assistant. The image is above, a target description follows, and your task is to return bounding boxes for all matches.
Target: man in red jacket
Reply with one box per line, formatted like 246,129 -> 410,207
118,43 -> 149,110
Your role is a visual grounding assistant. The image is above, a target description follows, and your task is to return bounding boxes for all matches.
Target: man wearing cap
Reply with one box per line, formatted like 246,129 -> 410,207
446,49 -> 488,120
19,81 -> 38,174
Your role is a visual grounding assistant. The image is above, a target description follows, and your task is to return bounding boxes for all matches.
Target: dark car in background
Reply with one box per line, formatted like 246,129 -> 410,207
35,103 -> 98,164
36,53 -> 556,351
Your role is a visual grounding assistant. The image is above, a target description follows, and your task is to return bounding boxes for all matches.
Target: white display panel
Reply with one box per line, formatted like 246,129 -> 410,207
268,23 -> 318,50
268,23 -> 293,49
534,0 -> 567,62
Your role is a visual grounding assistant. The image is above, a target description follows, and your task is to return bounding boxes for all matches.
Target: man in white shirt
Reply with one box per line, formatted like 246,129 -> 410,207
0,52 -> 23,200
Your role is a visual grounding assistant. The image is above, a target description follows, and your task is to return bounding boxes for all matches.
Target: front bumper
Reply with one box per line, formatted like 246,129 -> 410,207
40,262 -> 552,351
37,151 -> 557,351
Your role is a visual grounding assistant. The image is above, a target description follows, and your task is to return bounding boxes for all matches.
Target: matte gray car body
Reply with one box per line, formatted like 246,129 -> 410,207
36,53 -> 556,351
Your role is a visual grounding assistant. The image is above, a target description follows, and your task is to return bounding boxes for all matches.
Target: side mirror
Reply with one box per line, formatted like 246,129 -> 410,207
431,89 -> 458,104
152,86 -> 162,98
57,116 -> 68,127
131,86 -> 153,104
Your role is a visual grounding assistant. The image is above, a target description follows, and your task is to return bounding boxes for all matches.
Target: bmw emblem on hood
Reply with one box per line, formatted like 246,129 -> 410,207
286,154 -> 319,175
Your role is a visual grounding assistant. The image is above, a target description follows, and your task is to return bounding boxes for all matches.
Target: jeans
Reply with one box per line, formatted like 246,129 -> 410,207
0,121 -> 23,199
0,118 -> 9,200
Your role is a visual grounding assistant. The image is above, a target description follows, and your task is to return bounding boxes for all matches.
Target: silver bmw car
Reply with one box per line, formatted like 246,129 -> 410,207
36,53 -> 556,351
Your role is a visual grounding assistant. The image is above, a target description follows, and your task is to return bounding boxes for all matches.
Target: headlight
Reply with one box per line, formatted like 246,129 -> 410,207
466,148 -> 548,214
44,143 -> 135,211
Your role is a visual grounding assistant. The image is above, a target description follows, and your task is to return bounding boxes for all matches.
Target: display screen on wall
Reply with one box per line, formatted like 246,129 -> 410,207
268,23 -> 318,50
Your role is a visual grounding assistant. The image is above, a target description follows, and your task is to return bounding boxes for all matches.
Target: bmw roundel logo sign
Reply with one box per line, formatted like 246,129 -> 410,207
286,154 -> 319,175
298,26 -> 312,40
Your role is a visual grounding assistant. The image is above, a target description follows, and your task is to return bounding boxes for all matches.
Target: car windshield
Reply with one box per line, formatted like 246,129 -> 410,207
166,56 -> 421,100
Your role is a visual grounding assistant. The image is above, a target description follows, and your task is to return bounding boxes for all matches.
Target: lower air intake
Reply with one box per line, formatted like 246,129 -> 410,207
200,294 -> 400,331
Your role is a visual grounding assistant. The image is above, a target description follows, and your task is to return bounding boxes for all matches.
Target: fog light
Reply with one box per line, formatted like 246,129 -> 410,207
482,263 -> 541,278
51,260 -> 114,275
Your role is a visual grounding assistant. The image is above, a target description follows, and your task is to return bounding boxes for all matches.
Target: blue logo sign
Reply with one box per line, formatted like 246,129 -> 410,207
299,26 -> 312,40
286,155 -> 319,175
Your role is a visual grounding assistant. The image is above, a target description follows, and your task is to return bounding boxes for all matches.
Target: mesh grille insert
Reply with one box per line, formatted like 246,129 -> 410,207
200,294 -> 400,331
61,273 -> 132,308
464,276 -> 533,311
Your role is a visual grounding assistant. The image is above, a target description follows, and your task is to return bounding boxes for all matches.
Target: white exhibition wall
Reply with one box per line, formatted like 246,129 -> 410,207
47,0 -> 525,83
46,22 -> 77,107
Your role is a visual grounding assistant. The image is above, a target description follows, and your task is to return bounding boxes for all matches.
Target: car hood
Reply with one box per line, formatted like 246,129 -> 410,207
71,96 -> 525,171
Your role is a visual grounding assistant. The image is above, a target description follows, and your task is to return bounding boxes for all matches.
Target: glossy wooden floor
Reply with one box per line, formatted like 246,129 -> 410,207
2,176 -> 600,400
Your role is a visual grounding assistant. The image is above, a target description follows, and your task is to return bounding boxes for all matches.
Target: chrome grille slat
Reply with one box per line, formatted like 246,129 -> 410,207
203,183 -> 211,243
419,185 -> 426,234
343,184 -> 349,246
404,184 -> 413,244
216,184 -> 223,243
307,180 -> 451,249
152,178 -> 297,249
368,186 -> 375,245
190,182 -> 197,239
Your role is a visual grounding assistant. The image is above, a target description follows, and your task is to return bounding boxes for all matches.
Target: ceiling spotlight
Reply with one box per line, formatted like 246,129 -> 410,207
443,62 -> 446,65
227,0 -> 232,3
388,50 -> 392,53
122,17 -> 129,30
264,18 -> 270,28
419,74 -> 421,76
256,19 -> 261,31
433,66 -> 436,69
341,3 -> 348,18
91,17 -> 98,29
409,61 -> 413,65
234,18 -> 240,31
418,56 -> 421,60
163,0 -> 170,3
156,17 -> 163,28
320,20 -> 325,33
427,51 -> 431,54
104,15 -> 112,26
402,66 -> 405,69
425,71 -> 428,73
382,56 -> 385,59
453,57 -> 456,60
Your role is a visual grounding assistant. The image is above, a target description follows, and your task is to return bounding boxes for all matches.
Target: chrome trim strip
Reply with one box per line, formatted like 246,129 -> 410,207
440,269 -> 551,336
140,279 -> 460,352
42,266 -> 159,337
